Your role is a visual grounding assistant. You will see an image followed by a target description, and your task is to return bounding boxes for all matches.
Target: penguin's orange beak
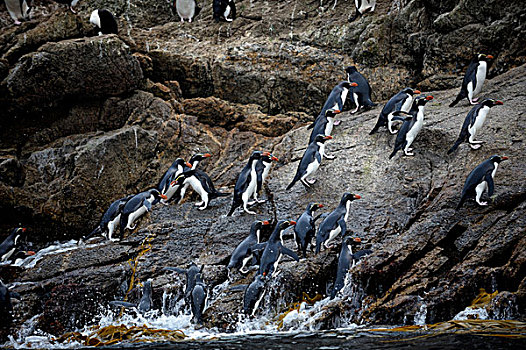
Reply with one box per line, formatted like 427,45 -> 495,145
263,272 -> 267,276
495,100 -> 503,105
324,136 -> 333,140
160,194 -> 168,200
289,220 -> 297,226
350,82 -> 358,87
318,204 -> 324,208
333,110 -> 341,114
354,194 -> 362,199
414,90 -> 421,94
426,95 -> 434,100
262,220 -> 270,225
487,55 -> 494,59
501,156 -> 509,160
203,153 -> 212,158
186,162 -> 192,168
22,228 -> 27,232
25,251 -> 36,256
271,155 -> 279,161
353,237 -> 362,243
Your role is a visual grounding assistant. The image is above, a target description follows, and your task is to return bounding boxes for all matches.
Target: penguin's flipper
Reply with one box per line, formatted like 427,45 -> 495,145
281,246 -> 300,262
163,266 -> 187,274
313,212 -> 329,223
109,301 -> 136,308
251,243 -> 267,252
485,173 -> 495,197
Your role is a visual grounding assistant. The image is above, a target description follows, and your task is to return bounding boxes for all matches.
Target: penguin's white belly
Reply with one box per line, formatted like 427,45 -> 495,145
401,96 -> 412,112
176,0 -> 195,18
243,176 -> 258,202
273,253 -> 283,274
304,159 -> 320,178
127,206 -> 147,228
187,177 -> 208,200
327,226 -> 342,245
325,118 -> 335,136
469,107 -> 489,137
353,92 -> 359,106
474,62 -> 487,96
406,116 -> 424,145
1,248 -> 16,262
5,0 -> 27,20
358,0 -> 375,13
467,81 -> 474,101
252,289 -> 266,316
475,181 -> 487,197
224,6 -> 232,20
262,165 -> 271,184
340,89 -> 349,108
107,214 -> 121,239
163,183 -> 178,201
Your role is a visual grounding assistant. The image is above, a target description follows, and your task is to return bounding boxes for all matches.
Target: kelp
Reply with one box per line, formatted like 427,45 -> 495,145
54,324 -> 186,346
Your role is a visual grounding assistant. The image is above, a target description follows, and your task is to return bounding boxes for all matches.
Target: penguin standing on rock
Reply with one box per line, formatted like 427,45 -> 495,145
293,203 -> 324,258
315,192 -> 361,254
190,273 -> 207,324
370,87 -> 421,134
331,235 -> 362,299
258,220 -> 299,278
312,81 -> 358,127
4,0 -> 31,25
286,135 -> 333,190
0,228 -> 34,263
389,95 -> 434,159
228,220 -> 271,274
213,0 -> 236,22
447,98 -> 503,154
450,54 -> 494,107
90,9 -> 119,35
119,189 -> 167,238
456,155 -> 508,209
345,66 -> 376,113
174,0 -> 200,22
308,109 -> 340,159
251,153 -> 279,205
158,158 -> 192,204
227,151 -> 266,216
83,195 -> 133,242
349,0 -> 376,22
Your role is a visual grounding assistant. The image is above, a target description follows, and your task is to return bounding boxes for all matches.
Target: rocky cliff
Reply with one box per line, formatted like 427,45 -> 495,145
0,0 -> 525,339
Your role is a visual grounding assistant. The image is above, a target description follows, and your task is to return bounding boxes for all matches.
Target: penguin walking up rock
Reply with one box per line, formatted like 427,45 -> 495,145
315,192 -> 361,254
331,235 -> 362,299
213,0 -> 236,22
345,66 -> 376,113
158,158 -> 192,204
311,81 -> 358,128
370,87 -> 421,134
286,135 -> 333,190
308,109 -> 341,159
90,9 -> 119,35
0,227 -> 34,263
447,98 -> 503,154
349,0 -> 376,22
258,220 -> 299,278
119,189 -> 167,238
190,273 -> 207,324
251,153 -> 279,205
174,0 -> 200,22
227,151 -> 266,216
83,195 -> 133,242
228,220 -> 271,274
4,0 -> 31,25
293,203 -> 324,258
456,155 -> 508,209
389,95 -> 433,159
450,54 -> 494,107
243,274 -> 266,317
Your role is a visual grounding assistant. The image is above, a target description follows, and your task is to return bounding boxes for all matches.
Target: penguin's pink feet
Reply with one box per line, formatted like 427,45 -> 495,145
477,201 -> 488,206
472,97 -> 479,103
333,120 -> 342,126
14,20 -> 22,25
70,6 -> 77,14
324,153 -> 336,160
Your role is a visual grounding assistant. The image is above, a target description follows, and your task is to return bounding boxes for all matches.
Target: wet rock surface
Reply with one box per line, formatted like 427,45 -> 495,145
0,0 -> 525,341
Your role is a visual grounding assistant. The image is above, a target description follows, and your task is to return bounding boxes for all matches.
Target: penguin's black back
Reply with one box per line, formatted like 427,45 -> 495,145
98,9 -> 118,35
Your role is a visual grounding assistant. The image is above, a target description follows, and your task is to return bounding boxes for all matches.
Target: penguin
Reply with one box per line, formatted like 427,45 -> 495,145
331,235 -> 362,299
0,227 -> 33,263
447,98 -> 504,154
345,66 -> 376,113
349,0 -> 376,22
89,9 -> 118,35
293,203 -> 324,258
286,135 -> 333,190
310,81 -> 358,128
228,220 -> 271,273
308,109 -> 341,160
190,273 -> 207,324
109,280 -> 153,313
213,0 -> 236,22
227,151 -> 266,216
243,274 -> 266,317
174,0 -> 200,22
163,263 -> 202,307
158,158 -> 192,204
251,153 -> 279,204
119,189 -> 167,237
450,54 -> 494,107
167,169 -> 198,205
369,87 -> 421,134
456,155 -> 508,209
4,0 -> 31,25
51,0 -> 80,13
388,95 -> 434,159
315,192 -> 361,254
258,220 -> 299,278
83,195 -> 134,242
0,279 -> 21,327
